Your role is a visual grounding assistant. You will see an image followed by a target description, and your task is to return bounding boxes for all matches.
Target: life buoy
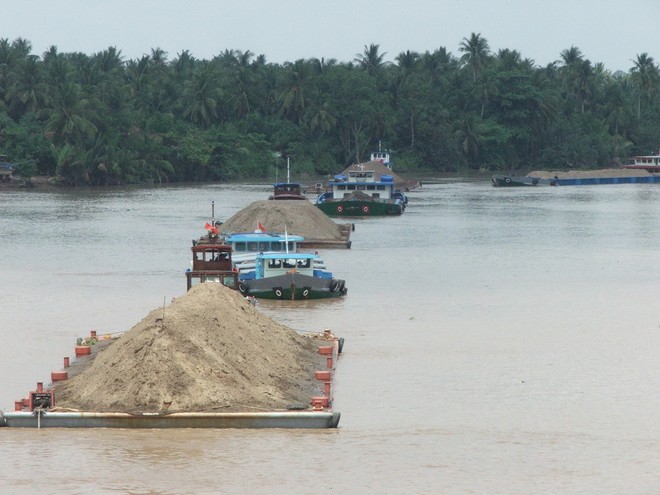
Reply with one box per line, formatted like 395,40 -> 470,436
238,282 -> 248,294
330,280 -> 339,292
336,205 -> 344,213
275,288 -> 283,298
302,288 -> 310,298
505,177 -> 511,184
362,205 -> 369,213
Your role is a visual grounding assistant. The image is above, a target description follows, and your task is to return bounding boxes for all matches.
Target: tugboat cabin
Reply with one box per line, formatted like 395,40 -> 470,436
623,153 -> 660,173
269,182 -> 307,200
186,243 -> 238,291
327,171 -> 396,200
225,232 -> 304,256
240,253 -> 331,281
370,149 -> 391,168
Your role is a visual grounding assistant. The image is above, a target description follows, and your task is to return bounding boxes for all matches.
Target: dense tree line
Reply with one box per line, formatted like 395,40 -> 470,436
1,34 -> 659,185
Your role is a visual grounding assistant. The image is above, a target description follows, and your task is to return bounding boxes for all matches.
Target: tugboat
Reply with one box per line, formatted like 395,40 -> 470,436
268,156 -> 309,200
316,167 -> 406,216
185,203 -> 239,291
236,252 -> 347,300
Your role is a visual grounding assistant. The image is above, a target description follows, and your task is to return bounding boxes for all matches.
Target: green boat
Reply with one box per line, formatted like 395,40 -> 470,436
316,168 -> 407,216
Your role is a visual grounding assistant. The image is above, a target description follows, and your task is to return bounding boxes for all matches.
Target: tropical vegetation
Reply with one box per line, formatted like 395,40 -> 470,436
1,34 -> 659,185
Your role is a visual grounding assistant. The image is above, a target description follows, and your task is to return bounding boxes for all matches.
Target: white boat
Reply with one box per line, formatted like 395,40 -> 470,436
623,152 -> 660,173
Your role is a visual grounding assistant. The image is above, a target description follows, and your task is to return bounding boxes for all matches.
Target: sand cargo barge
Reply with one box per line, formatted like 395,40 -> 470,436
1,284 -> 343,428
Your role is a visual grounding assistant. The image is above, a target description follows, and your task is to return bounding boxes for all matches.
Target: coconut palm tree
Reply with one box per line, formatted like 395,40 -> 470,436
181,62 -> 220,128
459,33 -> 490,82
354,44 -> 388,78
630,52 -> 659,119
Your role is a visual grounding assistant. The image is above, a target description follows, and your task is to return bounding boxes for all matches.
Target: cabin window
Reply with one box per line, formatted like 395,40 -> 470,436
372,193 -> 380,198
286,241 -> 295,251
282,259 -> 297,269
234,242 -> 246,251
258,241 -> 269,251
338,185 -> 346,191
376,185 -> 385,190
357,184 -> 366,190
247,242 -> 259,251
267,259 -> 282,268
296,259 -> 311,268
367,185 -> 375,190
347,185 -> 356,190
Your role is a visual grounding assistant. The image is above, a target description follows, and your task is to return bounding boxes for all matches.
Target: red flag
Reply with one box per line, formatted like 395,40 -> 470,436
258,222 -> 267,233
205,223 -> 219,235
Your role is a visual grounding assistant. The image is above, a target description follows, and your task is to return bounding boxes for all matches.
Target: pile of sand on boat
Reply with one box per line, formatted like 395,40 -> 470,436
54,284 -> 327,413
528,168 -> 653,179
220,200 -> 350,241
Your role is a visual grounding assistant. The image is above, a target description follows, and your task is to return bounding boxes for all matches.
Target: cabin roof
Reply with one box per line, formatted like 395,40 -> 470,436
192,244 -> 231,252
225,232 -> 305,242
272,182 -> 301,187
256,252 -> 318,260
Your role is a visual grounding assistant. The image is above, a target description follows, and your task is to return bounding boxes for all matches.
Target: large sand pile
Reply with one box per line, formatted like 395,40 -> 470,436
54,284 -> 326,413
220,200 -> 348,241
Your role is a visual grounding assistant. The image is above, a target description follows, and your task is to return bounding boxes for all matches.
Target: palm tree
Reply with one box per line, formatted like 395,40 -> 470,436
354,44 -> 387,78
630,53 -> 659,119
44,81 -> 98,146
6,54 -> 47,118
459,33 -> 490,82
279,59 -> 312,123
181,62 -> 220,127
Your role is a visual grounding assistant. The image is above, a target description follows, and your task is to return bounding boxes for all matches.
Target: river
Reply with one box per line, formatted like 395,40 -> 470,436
0,180 -> 659,494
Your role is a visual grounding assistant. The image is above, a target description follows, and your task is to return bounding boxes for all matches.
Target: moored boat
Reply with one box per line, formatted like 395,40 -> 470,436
0,154 -> 14,182
269,182 -> 308,200
622,152 -> 660,173
237,252 -> 347,300
316,168 -> 406,216
492,171 -> 660,187
491,175 -> 559,187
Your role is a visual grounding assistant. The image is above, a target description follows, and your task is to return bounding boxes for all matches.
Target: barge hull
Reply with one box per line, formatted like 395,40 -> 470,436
0,410 -> 341,429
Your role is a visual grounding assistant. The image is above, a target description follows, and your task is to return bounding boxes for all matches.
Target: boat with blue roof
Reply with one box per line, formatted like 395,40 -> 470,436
236,251 -> 347,300
316,167 -> 406,216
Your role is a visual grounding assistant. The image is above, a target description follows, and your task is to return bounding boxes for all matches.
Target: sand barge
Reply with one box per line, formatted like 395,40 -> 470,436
2,284 -> 342,428
220,200 -> 352,248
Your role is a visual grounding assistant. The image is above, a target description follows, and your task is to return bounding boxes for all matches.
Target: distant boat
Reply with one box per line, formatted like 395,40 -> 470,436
269,182 -> 308,200
622,152 -> 660,173
316,168 -> 407,216
492,172 -> 660,187
0,154 -> 15,182
269,156 -> 309,200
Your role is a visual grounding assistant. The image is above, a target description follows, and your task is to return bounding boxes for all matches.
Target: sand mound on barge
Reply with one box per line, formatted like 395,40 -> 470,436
220,200 -> 348,241
528,168 -> 652,179
54,284 -> 326,413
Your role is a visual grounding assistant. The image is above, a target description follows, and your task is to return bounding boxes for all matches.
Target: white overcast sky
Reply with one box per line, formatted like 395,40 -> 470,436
2,0 -> 659,72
